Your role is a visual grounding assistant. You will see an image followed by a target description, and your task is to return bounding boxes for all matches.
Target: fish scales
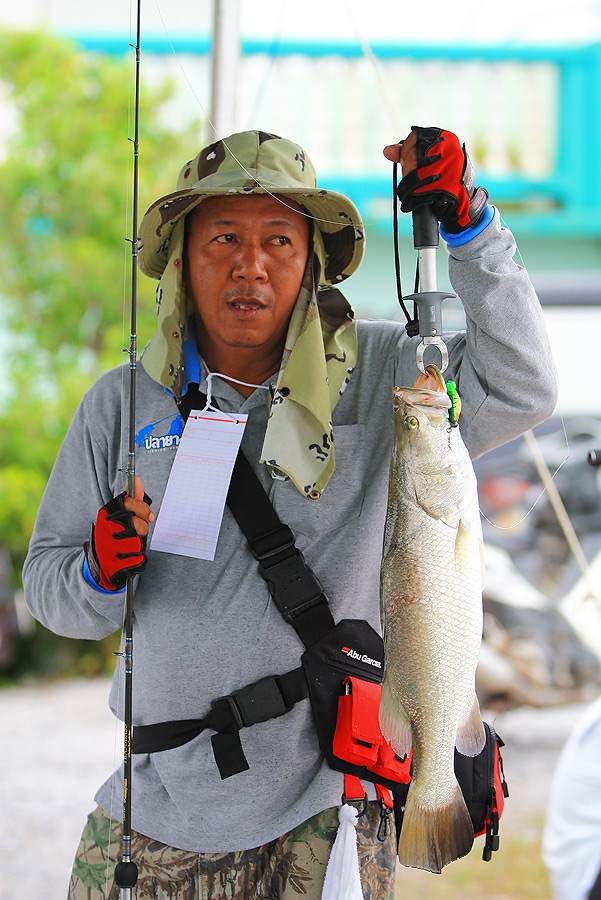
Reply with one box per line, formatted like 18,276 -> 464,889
379,365 -> 486,873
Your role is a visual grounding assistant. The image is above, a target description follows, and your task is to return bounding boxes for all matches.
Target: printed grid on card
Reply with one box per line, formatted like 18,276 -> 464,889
150,410 -> 248,561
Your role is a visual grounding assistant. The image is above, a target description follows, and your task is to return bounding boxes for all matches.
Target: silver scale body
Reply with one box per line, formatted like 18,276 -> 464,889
407,206 -> 454,374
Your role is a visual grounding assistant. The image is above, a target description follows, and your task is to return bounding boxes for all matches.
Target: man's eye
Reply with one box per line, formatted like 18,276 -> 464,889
215,234 -> 235,243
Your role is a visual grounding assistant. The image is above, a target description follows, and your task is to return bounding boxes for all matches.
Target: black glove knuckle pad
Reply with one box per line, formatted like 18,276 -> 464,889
395,124 -> 488,233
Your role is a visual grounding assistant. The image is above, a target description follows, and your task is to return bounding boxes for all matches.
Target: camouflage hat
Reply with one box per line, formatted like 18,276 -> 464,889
137,130 -> 365,286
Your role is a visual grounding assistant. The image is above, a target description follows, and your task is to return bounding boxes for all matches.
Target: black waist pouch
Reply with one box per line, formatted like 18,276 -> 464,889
302,619 -> 409,791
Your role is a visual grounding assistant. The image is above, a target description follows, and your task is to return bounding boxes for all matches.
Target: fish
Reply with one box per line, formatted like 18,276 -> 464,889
379,364 -> 486,873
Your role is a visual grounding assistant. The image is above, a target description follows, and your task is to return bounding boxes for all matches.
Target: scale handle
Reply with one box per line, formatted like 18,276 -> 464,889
412,206 -> 439,295
412,205 -> 439,251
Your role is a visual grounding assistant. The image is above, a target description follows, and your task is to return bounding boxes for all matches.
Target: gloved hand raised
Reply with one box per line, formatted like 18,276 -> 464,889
384,126 -> 489,234
84,476 -> 153,591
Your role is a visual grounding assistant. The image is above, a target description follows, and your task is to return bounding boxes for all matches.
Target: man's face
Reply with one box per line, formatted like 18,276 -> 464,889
184,194 -> 310,369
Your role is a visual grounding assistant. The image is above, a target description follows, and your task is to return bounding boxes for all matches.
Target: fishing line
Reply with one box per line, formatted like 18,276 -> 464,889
343,0 -> 404,136
479,474 -> 563,531
120,7 -> 137,495
244,8 -> 287,128
478,409 -> 570,531
150,1 -> 576,546
150,0 -> 366,230
477,213 -> 577,534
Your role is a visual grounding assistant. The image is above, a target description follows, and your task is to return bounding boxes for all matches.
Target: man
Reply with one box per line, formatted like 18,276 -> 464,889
24,128 -> 557,899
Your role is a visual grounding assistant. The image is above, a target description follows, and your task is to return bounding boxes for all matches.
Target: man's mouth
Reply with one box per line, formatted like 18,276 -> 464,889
228,296 -> 266,314
231,300 -> 262,310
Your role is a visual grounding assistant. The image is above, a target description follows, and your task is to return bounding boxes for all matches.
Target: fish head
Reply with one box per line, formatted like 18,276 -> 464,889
392,365 -> 451,426
391,366 -> 474,519
392,366 -> 453,447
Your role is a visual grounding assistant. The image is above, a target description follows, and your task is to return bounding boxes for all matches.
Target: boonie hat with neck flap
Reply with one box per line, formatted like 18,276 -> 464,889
137,130 -> 365,285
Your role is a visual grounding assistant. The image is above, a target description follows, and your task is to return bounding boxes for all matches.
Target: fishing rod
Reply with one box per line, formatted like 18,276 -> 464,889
114,1 -> 141,896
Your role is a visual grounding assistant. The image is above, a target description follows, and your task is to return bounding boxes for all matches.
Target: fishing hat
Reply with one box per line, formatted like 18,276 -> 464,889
137,130 -> 365,285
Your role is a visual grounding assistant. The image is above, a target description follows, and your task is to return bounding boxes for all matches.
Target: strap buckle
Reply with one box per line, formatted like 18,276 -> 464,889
258,551 -> 327,623
217,676 -> 289,730
250,526 -> 329,624
342,773 -> 368,817
249,525 -> 295,562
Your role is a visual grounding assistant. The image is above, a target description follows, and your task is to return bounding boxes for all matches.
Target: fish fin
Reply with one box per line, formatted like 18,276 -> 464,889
455,694 -> 486,757
397,780 -> 474,873
454,516 -> 473,574
379,675 -> 412,757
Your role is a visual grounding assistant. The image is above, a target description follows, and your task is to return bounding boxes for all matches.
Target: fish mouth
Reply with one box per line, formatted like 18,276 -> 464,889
393,365 -> 451,414
412,365 -> 446,392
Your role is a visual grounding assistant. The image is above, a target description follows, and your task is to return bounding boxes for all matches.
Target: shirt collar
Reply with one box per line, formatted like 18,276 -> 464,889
177,321 -> 275,413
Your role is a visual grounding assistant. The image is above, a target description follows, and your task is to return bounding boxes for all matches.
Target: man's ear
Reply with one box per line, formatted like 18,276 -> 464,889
182,281 -> 195,319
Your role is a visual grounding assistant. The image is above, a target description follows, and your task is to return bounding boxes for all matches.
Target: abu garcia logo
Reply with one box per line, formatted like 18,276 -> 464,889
341,645 -> 382,670
135,414 -> 183,452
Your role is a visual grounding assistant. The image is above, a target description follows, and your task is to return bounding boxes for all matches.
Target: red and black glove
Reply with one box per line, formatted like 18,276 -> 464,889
84,492 -> 151,591
396,126 -> 489,233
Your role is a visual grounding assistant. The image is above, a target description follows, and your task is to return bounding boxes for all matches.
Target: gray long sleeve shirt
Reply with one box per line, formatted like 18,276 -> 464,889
23,211 -> 557,851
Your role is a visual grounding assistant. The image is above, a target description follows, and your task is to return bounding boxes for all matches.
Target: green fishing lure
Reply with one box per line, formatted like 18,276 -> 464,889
446,380 -> 461,425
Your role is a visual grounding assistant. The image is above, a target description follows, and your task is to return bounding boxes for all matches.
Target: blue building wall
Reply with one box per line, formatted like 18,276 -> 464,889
68,33 -> 601,317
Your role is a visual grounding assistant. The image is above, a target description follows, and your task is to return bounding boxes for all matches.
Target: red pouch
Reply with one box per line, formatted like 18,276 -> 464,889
369,740 -> 412,784
332,676 -> 382,767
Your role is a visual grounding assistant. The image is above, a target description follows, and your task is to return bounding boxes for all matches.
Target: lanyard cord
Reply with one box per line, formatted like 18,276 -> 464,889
392,159 -> 419,338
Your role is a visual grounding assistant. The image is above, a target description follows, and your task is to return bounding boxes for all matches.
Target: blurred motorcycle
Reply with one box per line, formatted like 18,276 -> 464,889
473,420 -> 601,710
476,418 -> 601,598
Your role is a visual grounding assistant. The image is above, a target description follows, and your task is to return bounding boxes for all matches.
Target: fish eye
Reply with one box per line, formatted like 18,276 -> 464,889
404,415 -> 419,431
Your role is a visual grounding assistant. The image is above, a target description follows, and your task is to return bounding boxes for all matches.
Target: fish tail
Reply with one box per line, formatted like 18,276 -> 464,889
397,781 -> 474,874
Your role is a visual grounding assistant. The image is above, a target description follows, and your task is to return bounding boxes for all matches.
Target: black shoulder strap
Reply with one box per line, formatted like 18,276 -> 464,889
177,384 -> 336,649
131,386 -> 336,770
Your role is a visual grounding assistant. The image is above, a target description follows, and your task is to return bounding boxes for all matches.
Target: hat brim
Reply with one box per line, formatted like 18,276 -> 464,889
137,185 -> 365,285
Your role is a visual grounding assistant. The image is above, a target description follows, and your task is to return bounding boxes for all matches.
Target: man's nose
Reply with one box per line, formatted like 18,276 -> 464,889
232,242 -> 268,281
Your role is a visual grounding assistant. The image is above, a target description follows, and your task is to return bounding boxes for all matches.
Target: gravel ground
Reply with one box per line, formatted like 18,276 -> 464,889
0,677 -> 591,900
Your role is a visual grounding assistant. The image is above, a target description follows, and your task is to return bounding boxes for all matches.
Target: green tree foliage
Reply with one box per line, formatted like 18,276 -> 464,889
1,32 -> 171,378
0,31 -> 199,675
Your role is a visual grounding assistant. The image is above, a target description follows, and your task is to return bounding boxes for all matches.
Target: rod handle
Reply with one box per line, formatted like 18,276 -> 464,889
412,205 -> 439,250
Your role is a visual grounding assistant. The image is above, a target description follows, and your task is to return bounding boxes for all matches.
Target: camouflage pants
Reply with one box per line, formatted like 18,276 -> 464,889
68,803 -> 396,900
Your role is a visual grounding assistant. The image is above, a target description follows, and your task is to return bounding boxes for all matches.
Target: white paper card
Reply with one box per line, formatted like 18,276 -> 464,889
150,410 -> 248,561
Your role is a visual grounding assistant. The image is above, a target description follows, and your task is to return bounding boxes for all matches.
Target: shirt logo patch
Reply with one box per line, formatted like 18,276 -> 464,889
136,414 -> 183,452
